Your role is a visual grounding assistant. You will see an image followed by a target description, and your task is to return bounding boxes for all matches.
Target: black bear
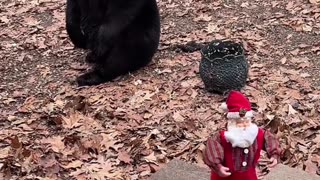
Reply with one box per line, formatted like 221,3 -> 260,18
66,0 -> 161,86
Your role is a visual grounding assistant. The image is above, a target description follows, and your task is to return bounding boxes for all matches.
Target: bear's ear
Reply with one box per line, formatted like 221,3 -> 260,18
220,102 -> 228,111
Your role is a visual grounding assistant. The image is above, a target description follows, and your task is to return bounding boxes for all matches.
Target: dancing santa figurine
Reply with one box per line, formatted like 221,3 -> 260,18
204,91 -> 281,180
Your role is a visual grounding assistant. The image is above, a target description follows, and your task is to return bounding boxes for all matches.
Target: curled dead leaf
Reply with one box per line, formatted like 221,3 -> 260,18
309,0 -> 320,4
173,111 -> 184,122
70,62 -> 88,70
7,115 -> 17,121
0,146 -> 10,159
61,111 -> 83,129
41,136 -> 65,153
10,136 -> 22,149
143,152 -> 157,163
118,150 -> 133,164
288,104 -> 298,115
52,115 -> 63,126
60,160 -> 83,169
302,24 -> 313,32
193,14 -> 212,22
0,16 -> 9,23
304,160 -> 318,174
281,57 -> 287,64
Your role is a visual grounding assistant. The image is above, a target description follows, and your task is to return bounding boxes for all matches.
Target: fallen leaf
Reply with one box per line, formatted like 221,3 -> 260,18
143,152 -> 157,163
61,160 -> 83,169
193,14 -> 212,22
41,136 -> 65,153
62,111 -> 83,129
10,136 -> 22,149
288,104 -> 298,115
302,24 -> 313,32
0,16 -> 9,23
173,111 -> 185,122
300,73 -> 311,78
304,160 -> 318,174
7,115 -> 17,121
0,147 -> 10,159
309,0 -> 320,4
118,150 -> 133,164
281,57 -> 287,64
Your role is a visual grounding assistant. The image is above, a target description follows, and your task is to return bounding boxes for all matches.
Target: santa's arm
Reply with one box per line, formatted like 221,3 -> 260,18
203,133 -> 224,173
263,130 -> 281,161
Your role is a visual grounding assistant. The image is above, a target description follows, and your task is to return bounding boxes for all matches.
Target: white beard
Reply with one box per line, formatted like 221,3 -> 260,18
224,123 -> 259,148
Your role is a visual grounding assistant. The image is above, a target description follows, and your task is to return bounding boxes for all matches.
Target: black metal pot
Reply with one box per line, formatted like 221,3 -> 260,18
199,40 -> 249,94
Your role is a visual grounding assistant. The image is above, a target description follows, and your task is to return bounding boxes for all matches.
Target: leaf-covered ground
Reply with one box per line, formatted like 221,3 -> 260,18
0,0 -> 320,179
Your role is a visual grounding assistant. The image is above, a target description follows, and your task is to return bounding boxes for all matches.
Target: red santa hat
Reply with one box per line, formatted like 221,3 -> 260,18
220,90 -> 253,119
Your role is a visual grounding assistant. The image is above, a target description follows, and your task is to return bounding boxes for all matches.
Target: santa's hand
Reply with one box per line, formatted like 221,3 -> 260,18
268,157 -> 278,168
218,166 -> 232,177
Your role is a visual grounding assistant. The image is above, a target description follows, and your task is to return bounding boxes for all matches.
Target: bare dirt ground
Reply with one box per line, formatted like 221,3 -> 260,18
0,0 -> 319,179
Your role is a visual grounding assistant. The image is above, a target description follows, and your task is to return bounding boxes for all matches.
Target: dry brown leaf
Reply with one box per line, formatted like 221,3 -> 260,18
288,104 -> 298,115
304,160 -> 318,174
81,135 -> 103,152
24,16 -> 39,26
298,62 -> 311,68
206,23 -> 220,33
309,0 -> 320,4
87,162 -> 121,179
193,14 -> 212,22
62,111 -> 83,129
7,115 -> 17,121
0,16 -> 9,23
70,62 -> 88,70
10,136 -> 22,149
0,146 -> 11,159
290,49 -> 300,56
61,160 -> 83,169
311,154 -> 320,165
143,152 -> 157,163
300,73 -> 311,78
118,150 -> 133,164
41,136 -> 65,153
302,24 -> 313,32
173,111 -> 185,122
281,57 -> 287,64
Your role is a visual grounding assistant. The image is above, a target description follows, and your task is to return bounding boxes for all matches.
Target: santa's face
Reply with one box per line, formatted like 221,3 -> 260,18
234,118 -> 251,128
224,118 -> 259,148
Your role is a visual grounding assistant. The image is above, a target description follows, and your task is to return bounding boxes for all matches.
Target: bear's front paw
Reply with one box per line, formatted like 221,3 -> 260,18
77,70 -> 104,86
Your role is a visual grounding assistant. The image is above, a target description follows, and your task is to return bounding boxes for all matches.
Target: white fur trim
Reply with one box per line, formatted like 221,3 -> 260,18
225,123 -> 259,148
220,102 -> 228,111
227,110 -> 253,119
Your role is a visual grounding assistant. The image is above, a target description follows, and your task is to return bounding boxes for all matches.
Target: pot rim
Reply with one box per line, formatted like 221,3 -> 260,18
200,40 -> 245,62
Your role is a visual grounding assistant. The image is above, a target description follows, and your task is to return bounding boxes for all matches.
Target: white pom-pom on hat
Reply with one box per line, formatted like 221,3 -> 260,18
220,102 -> 228,111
